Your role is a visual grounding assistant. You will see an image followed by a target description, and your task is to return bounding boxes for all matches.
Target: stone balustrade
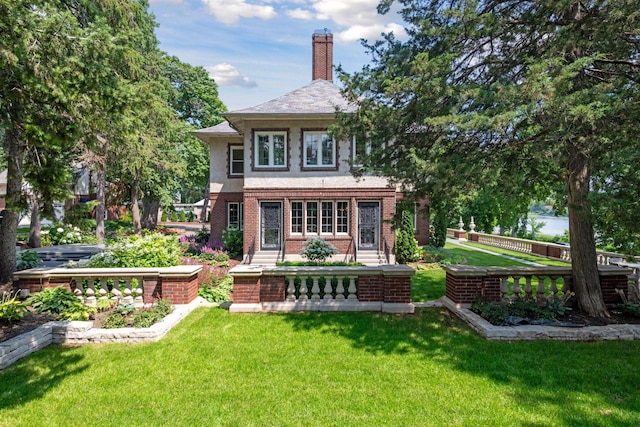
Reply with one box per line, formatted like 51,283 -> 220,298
444,265 -> 632,307
228,264 -> 415,313
13,265 -> 203,306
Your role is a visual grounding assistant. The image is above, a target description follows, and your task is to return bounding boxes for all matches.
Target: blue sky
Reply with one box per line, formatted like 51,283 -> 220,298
148,0 -> 407,112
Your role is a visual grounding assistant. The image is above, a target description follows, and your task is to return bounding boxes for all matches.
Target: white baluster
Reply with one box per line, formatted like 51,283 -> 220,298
512,276 -> 522,299
500,277 -> 509,300
311,275 -> 321,300
524,276 -> 532,299
347,276 -> 358,300
286,276 -> 297,301
299,276 -> 309,301
323,277 -> 334,300
335,277 -> 346,300
85,277 -> 97,307
536,276 -> 546,302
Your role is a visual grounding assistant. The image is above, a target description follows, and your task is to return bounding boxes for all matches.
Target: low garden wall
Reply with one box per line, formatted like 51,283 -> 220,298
228,264 -> 415,313
444,265 -> 632,307
13,265 -> 203,306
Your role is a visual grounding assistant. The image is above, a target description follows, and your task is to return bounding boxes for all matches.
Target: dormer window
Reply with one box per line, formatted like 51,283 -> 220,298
303,130 -> 335,169
255,131 -> 287,168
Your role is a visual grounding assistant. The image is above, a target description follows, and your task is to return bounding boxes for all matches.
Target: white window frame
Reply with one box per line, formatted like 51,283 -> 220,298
321,201 -> 334,234
227,202 -> 244,230
303,131 -> 335,168
290,201 -> 303,235
229,145 -> 244,176
255,131 -> 287,168
336,201 -> 349,234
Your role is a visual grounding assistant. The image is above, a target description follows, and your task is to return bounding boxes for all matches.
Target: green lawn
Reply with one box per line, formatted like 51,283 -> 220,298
1,308 -> 639,426
412,243 -> 532,302
460,241 -> 572,267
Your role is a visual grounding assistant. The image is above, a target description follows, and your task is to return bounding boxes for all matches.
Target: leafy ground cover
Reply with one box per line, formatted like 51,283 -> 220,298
1,308 -> 639,426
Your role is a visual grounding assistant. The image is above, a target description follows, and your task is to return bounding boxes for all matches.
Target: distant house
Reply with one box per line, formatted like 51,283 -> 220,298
193,31 -> 429,265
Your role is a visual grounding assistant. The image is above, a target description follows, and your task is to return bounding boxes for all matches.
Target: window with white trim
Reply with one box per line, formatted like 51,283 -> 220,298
304,131 -> 335,167
228,202 -> 244,230
229,146 -> 244,176
290,201 -> 349,236
336,201 -> 349,234
255,131 -> 286,168
321,201 -> 333,233
306,202 -> 318,234
291,201 -> 303,234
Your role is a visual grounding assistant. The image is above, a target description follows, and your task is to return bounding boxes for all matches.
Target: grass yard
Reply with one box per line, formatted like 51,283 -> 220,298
1,307 -> 639,426
460,241 -> 572,267
412,243 -> 532,302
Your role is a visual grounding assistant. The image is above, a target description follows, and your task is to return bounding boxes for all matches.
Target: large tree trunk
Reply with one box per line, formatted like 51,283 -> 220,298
27,193 -> 42,248
95,168 -> 105,244
0,127 -> 26,284
131,177 -> 142,235
141,198 -> 160,230
567,146 -> 608,317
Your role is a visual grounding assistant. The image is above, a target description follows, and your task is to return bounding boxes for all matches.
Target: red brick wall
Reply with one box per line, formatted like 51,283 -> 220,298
159,273 -> 199,304
600,274 -> 628,304
209,191 -> 243,247
231,276 -> 261,304
260,276 -> 286,302
383,276 -> 412,303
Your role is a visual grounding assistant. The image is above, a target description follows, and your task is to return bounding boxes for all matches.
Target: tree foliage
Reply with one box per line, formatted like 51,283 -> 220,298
336,0 -> 640,317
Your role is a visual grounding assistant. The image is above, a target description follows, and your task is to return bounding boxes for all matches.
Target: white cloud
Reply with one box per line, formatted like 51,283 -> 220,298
286,0 -> 406,42
149,0 -> 184,4
206,63 -> 258,87
201,0 -> 277,24
286,8 -> 313,20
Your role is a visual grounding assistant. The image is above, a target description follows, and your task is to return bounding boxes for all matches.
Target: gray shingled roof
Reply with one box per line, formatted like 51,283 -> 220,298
191,121 -> 239,136
225,79 -> 356,116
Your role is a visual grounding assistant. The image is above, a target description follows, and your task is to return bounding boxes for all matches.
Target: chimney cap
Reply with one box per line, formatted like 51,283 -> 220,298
313,28 -> 332,35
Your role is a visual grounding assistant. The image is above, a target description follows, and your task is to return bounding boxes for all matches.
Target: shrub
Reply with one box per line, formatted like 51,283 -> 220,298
16,250 -> 44,270
199,245 -> 230,263
58,301 -> 96,321
0,292 -> 28,324
171,211 -> 178,222
194,227 -> 210,243
301,238 -> 338,263
64,200 -> 98,231
198,274 -> 233,303
395,210 -> 420,264
41,223 -> 96,246
85,233 -> 182,267
420,246 -> 465,265
222,227 -> 243,258
179,210 -> 186,222
471,299 -> 560,325
101,300 -> 172,329
161,211 -> 167,222
187,211 -> 194,222
27,286 -> 79,315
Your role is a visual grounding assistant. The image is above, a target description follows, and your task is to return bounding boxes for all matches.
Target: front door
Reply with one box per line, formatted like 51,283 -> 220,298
358,202 -> 379,250
261,202 -> 282,250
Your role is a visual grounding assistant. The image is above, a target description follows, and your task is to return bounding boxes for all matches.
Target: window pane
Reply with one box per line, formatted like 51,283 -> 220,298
321,135 -> 333,165
273,134 -> 285,166
305,133 -> 318,165
228,203 -> 239,228
257,135 -> 270,166
306,202 -> 318,234
321,201 -> 333,233
291,202 -> 303,234
337,201 -> 349,233
231,148 -> 244,174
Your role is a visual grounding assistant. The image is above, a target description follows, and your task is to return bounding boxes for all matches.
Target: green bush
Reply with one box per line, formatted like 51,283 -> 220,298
171,211 -> 178,222
101,300 -> 172,329
301,238 -> 338,263
58,301 -> 96,321
471,299 -> 559,325
27,286 -> 79,315
85,233 -> 182,268
222,227 -> 243,258
420,246 -> 465,265
161,211 -> 167,222
16,250 -> 44,270
0,292 -> 28,324
396,210 -> 420,264
41,223 -> 97,246
198,275 -> 233,303
64,201 -> 98,231
102,312 -> 127,328
187,211 -> 194,222
179,210 -> 186,222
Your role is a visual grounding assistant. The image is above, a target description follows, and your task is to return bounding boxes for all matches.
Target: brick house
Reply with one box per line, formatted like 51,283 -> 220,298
193,31 -> 429,265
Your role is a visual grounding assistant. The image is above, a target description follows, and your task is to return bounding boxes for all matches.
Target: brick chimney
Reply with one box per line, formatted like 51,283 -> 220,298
312,29 -> 333,81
